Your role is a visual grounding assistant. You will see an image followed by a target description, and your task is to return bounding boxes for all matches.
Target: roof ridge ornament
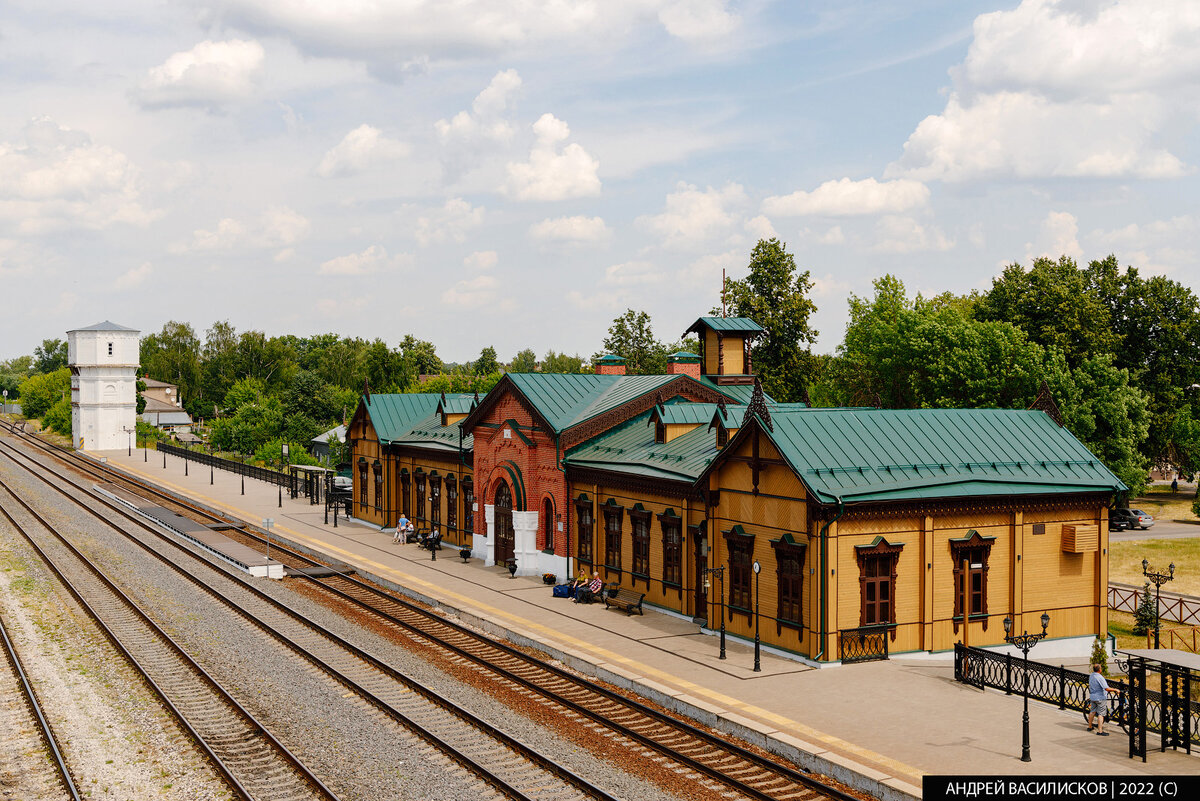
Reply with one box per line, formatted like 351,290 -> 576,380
799,384 -> 812,407
1028,379 -> 1064,426
743,376 -> 773,432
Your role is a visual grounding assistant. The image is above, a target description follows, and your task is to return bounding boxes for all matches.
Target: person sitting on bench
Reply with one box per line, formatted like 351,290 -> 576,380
573,573 -> 604,604
568,573 -> 589,598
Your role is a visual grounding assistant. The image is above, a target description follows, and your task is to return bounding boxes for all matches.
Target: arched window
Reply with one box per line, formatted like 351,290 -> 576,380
542,497 -> 555,553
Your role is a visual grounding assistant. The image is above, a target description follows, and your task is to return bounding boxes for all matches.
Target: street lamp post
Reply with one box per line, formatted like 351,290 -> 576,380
752,560 -> 761,672
1003,612 -> 1050,763
123,426 -> 134,456
1142,559 -> 1175,649
703,566 -> 726,660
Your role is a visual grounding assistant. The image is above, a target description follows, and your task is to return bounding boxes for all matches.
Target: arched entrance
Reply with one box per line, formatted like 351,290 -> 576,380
494,482 -> 514,564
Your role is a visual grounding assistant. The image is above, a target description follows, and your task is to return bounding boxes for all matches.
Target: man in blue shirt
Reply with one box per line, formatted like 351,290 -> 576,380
1088,664 -> 1117,735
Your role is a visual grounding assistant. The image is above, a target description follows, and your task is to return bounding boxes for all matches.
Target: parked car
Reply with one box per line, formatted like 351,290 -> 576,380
1107,512 -> 1131,532
1110,508 -> 1155,530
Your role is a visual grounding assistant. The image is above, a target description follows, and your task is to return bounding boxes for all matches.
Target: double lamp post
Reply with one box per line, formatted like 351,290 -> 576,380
1142,558 -> 1175,649
1003,611 -> 1050,763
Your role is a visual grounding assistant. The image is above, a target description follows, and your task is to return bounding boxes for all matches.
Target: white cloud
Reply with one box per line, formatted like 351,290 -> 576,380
436,69 -> 522,144
135,40 -> 265,109
505,113 -> 600,201
604,260 -> 663,286
172,206 -> 309,257
887,1 -> 1199,182
319,245 -> 409,275
1025,210 -> 1082,261
316,125 -> 409,178
638,182 -> 747,249
116,261 -> 153,288
819,225 -> 845,245
743,215 -> 777,241
442,273 -> 499,308
414,198 -> 485,246
0,117 -> 157,233
658,1 -> 740,43
529,215 -> 609,244
872,216 -> 953,253
763,177 -> 930,216
676,248 -> 742,285
464,250 -> 497,270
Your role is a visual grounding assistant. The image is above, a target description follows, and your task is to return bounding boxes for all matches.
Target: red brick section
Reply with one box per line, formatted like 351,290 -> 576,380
469,391 -> 571,555
667,361 -> 701,379
595,363 -> 626,375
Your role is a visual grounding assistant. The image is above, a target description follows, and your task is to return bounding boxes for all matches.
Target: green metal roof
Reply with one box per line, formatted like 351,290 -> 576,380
697,378 -> 767,405
436,393 -> 476,415
728,407 -> 1126,504
654,402 -> 729,426
595,354 -> 626,364
566,410 -> 720,482
667,351 -> 700,362
361,394 -> 443,442
390,410 -> 473,453
684,316 -> 765,336
504,372 -> 681,433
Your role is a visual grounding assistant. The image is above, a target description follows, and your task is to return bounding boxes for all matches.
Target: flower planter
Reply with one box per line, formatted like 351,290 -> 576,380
542,574 -> 557,585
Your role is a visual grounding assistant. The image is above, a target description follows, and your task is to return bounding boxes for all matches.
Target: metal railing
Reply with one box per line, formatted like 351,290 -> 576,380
156,442 -> 292,489
953,643 -> 1200,746
838,625 -> 890,663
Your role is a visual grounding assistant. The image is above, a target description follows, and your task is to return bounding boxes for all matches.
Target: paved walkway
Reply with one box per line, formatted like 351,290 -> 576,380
94,447 -> 1200,800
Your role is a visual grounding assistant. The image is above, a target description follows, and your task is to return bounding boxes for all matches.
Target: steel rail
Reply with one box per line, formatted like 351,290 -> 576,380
0,613 -> 82,801
0,434 -> 615,801
2,423 -> 858,801
0,476 -> 339,801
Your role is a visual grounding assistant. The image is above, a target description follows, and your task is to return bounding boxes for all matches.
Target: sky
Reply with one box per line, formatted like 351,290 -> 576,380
2,0 -> 1198,365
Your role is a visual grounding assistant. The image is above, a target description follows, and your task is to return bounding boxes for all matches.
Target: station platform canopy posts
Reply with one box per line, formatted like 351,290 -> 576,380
289,464 -> 332,505
1115,648 -> 1200,761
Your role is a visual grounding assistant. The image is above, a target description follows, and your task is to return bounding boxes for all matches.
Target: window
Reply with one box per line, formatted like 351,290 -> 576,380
726,534 -> 753,612
430,475 -> 441,531
541,498 -> 555,553
415,473 -> 426,522
576,496 -> 593,566
951,530 -> 994,622
654,420 -> 666,444
630,506 -> 650,579
400,472 -> 411,517
446,475 -> 457,531
659,511 -> 682,587
107,342 -> 113,356
358,461 -> 368,508
855,539 -> 903,628
463,478 -> 474,531
716,426 -> 729,447
603,501 -> 623,574
771,539 -> 806,629
373,462 -> 383,512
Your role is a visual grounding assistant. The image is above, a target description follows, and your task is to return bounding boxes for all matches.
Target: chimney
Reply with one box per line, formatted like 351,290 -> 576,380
594,354 -> 626,376
667,351 -> 701,379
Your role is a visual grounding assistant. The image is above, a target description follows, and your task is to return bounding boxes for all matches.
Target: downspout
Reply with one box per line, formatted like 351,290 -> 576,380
555,436 -> 570,576
814,495 -> 845,663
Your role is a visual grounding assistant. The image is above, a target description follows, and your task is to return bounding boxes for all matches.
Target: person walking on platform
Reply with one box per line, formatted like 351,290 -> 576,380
1087,664 -> 1117,735
394,514 -> 410,544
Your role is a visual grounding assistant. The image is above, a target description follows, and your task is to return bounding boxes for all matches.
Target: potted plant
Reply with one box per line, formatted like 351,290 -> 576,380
542,572 -> 557,585
459,548 -> 471,563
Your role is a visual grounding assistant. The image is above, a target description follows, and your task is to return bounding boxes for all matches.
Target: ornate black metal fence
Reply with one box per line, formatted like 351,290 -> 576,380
156,442 -> 292,489
838,625 -> 890,663
953,643 -> 1200,747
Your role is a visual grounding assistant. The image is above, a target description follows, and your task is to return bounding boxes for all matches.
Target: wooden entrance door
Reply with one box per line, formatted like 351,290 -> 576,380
693,529 -> 708,622
494,483 -> 514,564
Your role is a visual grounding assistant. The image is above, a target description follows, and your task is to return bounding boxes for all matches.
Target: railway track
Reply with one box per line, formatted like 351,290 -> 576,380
0,431 -> 616,801
1,422 -> 866,801
0,611 -> 81,800
0,474 -> 338,801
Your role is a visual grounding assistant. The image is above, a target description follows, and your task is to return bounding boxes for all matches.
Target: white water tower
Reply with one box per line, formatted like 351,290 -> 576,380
68,321 -> 140,451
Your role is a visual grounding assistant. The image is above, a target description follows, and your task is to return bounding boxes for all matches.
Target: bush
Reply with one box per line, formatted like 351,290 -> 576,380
253,439 -> 319,467
42,397 -> 72,436
1132,582 -> 1156,636
1089,636 -> 1108,675
17,368 -> 70,419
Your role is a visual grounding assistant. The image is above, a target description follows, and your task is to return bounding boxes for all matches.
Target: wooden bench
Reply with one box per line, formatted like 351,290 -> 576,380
603,584 -> 645,616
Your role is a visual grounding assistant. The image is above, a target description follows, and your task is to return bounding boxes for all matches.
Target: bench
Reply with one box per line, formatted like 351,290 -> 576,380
603,583 -> 645,616
419,532 -> 442,551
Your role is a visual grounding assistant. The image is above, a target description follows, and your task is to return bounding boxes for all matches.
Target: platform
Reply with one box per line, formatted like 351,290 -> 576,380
91,447 -> 1200,800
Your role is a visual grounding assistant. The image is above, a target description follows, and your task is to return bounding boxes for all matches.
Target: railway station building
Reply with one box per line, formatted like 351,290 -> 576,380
348,316 -> 1124,664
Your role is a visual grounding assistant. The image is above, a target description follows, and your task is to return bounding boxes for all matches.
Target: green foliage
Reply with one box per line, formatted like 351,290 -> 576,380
600,309 -> 676,375
224,377 -> 266,410
1192,485 -> 1200,519
253,439 -> 319,467
1132,582 -> 1157,636
541,350 -> 586,374
415,372 -> 502,395
473,346 -> 499,376
510,348 -> 538,373
0,372 -> 21,400
17,368 -> 70,419
1090,637 -> 1108,676
33,338 -> 68,373
42,397 -> 71,436
141,321 -> 202,401
135,420 -> 165,445
136,378 -> 147,415
210,394 -> 283,454
721,238 -> 818,403
201,320 -> 240,404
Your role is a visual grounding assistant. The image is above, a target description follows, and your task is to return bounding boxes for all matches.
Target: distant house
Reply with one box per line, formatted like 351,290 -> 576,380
311,424 -> 347,463
140,377 -> 193,433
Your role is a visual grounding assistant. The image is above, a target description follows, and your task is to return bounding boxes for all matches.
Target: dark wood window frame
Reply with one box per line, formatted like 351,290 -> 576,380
771,537 -> 806,634
463,478 -> 474,532
629,505 -> 651,586
950,530 -> 995,631
658,510 -> 683,590
372,461 -> 383,512
541,497 -> 555,554
602,500 -> 623,576
415,471 -> 427,524
654,420 -> 666,444
357,460 -> 368,509
855,538 -> 903,639
716,425 -> 729,447
429,474 -> 442,532
400,470 -> 411,517
722,526 -> 754,619
446,474 -> 458,532
575,494 -> 593,568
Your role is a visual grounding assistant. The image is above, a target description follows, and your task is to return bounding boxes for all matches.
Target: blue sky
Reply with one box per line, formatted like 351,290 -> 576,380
2,1 -> 1197,364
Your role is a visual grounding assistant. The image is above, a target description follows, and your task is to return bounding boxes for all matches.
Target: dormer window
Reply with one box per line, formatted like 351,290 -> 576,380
716,426 -> 729,447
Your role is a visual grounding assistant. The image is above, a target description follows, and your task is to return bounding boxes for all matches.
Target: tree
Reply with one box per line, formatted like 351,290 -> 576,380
1089,637 -> 1108,676
510,348 -> 538,373
136,378 -> 147,415
141,322 -> 201,401
541,350 -> 586,374
234,331 -> 297,392
33,339 -> 68,373
1132,582 -> 1156,636
721,239 -> 818,403
17,368 -> 71,419
473,346 -> 499,376
43,397 -> 72,436
201,320 -> 240,405
398,335 -> 442,376
601,309 -> 672,375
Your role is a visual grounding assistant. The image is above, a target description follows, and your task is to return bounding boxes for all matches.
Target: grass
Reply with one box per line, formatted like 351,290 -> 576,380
1128,484 -> 1198,523
1108,610 -> 1145,651
1109,538 -> 1200,596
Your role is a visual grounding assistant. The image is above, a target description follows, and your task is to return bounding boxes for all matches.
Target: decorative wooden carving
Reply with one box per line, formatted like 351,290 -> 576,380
560,376 -> 724,450
1028,379 -> 1064,426
742,376 -> 773,432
